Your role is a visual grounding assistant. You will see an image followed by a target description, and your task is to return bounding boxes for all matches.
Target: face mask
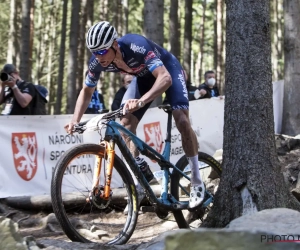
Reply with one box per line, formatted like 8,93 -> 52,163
207,78 -> 216,87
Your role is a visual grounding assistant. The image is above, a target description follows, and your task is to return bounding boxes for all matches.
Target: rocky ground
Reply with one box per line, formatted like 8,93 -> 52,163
1,134 -> 300,249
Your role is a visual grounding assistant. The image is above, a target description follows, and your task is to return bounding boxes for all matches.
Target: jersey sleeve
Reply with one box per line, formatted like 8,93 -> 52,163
85,56 -> 102,87
144,50 -> 164,73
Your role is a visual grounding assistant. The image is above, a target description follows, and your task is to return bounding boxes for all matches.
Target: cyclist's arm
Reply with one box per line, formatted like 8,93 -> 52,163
139,66 -> 171,104
71,56 -> 102,122
71,84 -> 95,123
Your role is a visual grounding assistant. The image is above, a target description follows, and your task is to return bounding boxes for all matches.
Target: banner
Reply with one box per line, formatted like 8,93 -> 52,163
0,98 -> 224,198
273,80 -> 284,134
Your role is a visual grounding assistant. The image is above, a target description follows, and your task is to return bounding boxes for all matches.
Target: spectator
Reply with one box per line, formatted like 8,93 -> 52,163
34,84 -> 48,115
111,74 -> 134,111
195,70 -> 221,99
0,64 -> 36,115
85,88 -> 106,114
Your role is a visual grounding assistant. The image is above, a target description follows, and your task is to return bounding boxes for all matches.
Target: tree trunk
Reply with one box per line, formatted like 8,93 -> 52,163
67,0 -> 80,114
202,0 -> 300,228
20,0 -> 32,80
77,0 -> 88,95
271,0 -> 284,82
183,0 -> 192,76
281,0 -> 300,136
84,0 -> 94,72
122,0 -> 129,35
215,0 -> 224,94
143,0 -> 162,107
169,0 -> 180,60
198,0 -> 206,84
46,0 -> 58,115
7,0 -> 17,65
29,0 -> 35,80
275,0 -> 284,80
55,0 -> 68,115
156,0 -> 164,47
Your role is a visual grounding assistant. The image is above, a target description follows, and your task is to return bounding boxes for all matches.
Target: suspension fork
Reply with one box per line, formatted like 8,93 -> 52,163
90,139 -> 116,200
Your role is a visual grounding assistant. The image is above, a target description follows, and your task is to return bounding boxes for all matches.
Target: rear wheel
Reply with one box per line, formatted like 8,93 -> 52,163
170,152 -> 222,228
51,143 -> 138,245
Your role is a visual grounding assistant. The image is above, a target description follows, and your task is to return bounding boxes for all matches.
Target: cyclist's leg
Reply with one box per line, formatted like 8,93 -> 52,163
120,76 -> 153,157
165,66 -> 205,208
120,76 -> 155,213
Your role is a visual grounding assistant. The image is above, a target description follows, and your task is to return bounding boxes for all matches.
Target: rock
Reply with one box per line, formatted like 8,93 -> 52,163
164,208 -> 300,250
164,229 -> 300,250
228,208 -> 300,235
0,216 -> 39,250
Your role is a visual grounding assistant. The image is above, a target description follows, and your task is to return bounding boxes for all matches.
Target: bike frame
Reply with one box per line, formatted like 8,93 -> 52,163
99,113 -> 191,211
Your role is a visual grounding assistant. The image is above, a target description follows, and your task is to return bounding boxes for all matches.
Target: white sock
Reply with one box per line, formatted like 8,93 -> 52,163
187,155 -> 202,186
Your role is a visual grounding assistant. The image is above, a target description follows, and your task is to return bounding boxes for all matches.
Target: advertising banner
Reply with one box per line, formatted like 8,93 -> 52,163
0,98 -> 224,198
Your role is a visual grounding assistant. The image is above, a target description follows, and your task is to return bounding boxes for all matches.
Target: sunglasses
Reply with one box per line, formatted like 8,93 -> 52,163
93,48 -> 109,56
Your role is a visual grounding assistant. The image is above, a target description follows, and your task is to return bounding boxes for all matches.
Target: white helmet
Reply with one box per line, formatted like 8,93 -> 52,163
86,21 -> 118,52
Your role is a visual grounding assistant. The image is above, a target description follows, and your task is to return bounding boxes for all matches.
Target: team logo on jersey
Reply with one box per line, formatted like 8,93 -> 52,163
128,58 -> 135,63
129,61 -> 138,67
11,133 -> 38,181
144,122 -> 163,154
89,58 -> 99,71
130,43 -> 146,54
178,73 -> 188,100
144,51 -> 156,62
88,70 -> 95,77
132,64 -> 146,73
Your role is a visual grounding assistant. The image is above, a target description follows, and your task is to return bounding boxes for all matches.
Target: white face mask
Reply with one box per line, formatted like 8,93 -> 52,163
207,78 -> 216,87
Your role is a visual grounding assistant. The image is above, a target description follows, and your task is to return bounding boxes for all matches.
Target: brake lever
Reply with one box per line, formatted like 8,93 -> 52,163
73,124 -> 86,134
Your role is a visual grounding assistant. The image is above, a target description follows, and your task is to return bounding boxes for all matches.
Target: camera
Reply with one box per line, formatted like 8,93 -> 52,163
0,72 -> 13,82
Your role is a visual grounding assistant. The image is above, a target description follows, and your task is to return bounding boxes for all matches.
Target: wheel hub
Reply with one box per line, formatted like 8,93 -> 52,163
88,186 -> 112,209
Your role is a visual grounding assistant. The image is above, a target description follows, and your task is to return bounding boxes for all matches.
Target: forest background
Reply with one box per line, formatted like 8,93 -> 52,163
0,0 -> 291,132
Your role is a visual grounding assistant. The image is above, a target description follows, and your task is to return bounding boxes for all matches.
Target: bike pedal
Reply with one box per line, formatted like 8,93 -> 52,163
141,206 -> 156,213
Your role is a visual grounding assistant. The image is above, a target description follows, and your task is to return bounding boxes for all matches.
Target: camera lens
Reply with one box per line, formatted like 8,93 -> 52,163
0,72 -> 10,81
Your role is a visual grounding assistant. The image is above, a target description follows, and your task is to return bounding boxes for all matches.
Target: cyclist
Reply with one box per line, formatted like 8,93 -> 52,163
65,21 -> 205,209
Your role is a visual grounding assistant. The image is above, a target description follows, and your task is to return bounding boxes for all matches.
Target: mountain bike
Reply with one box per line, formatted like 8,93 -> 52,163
51,104 -> 222,245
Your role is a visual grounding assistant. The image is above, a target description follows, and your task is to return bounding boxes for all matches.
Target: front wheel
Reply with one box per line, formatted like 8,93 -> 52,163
170,152 -> 222,228
51,143 -> 138,245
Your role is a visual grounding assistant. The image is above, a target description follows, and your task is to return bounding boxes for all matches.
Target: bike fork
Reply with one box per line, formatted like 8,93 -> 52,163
87,140 -> 115,202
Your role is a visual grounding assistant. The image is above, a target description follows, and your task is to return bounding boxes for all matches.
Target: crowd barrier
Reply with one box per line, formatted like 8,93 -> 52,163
0,98 -> 224,198
1,79 -> 284,199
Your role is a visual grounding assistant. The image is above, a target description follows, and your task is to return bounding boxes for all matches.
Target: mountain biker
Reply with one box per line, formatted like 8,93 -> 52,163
65,21 -> 205,209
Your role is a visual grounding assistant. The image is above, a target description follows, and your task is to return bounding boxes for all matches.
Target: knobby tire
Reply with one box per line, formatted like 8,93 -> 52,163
51,143 -> 138,245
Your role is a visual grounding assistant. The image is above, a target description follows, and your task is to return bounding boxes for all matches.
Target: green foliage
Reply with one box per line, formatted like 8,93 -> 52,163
0,0 -> 285,114
0,0 -> 11,66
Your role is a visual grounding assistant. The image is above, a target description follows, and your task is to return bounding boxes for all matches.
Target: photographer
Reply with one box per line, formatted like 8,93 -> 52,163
0,64 -> 36,115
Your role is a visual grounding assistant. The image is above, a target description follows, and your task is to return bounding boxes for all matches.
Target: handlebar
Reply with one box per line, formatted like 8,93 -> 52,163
73,107 -> 124,134
73,105 -> 172,134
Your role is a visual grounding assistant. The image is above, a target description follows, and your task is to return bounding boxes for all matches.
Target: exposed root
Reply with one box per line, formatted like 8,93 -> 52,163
17,215 -> 30,224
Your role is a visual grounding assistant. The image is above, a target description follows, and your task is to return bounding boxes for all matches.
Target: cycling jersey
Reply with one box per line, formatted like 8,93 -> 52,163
85,34 -> 189,115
